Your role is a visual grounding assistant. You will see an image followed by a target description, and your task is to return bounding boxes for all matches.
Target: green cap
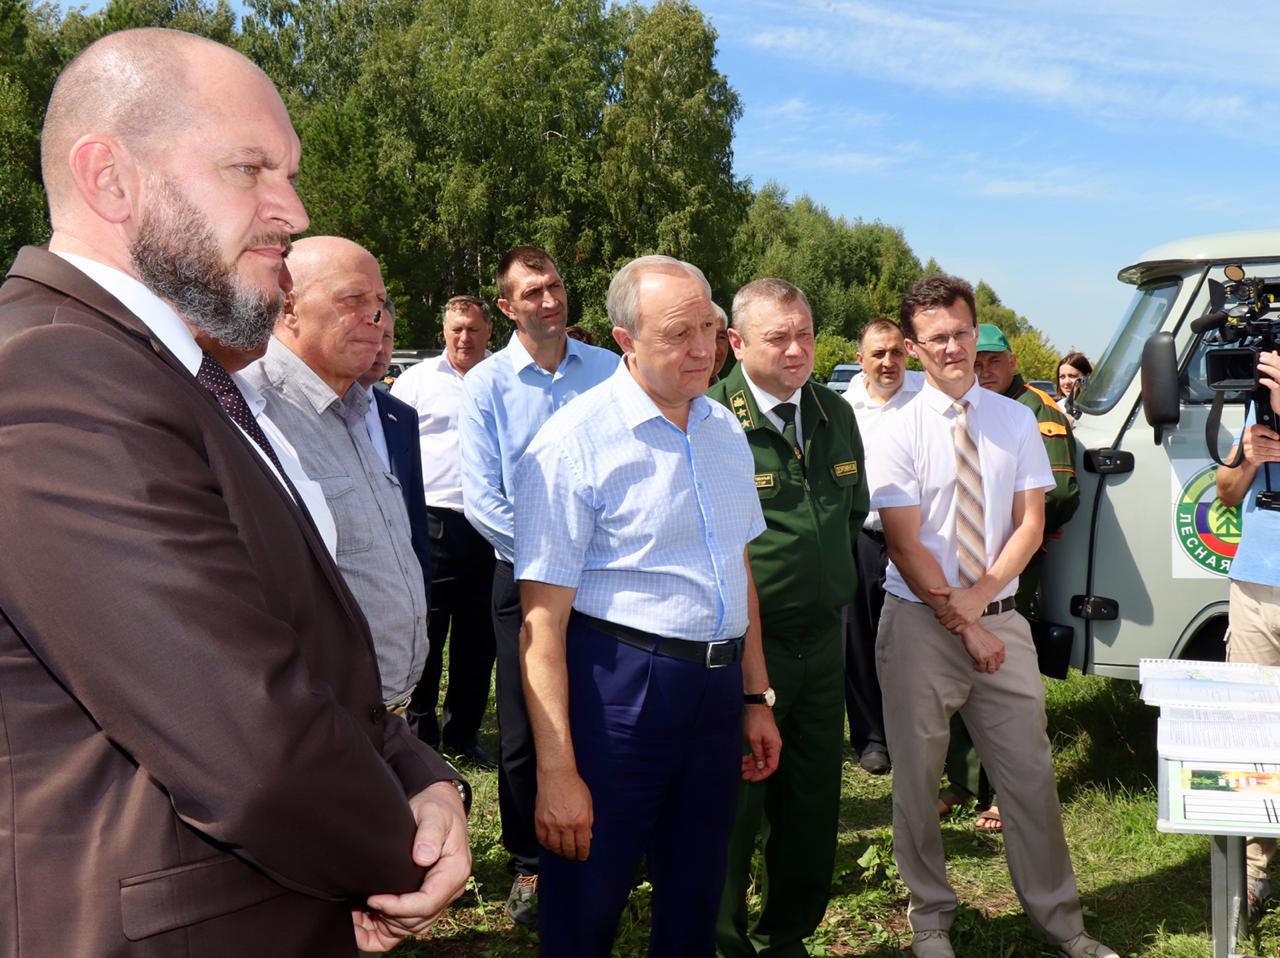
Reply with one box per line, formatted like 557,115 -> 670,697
976,323 -> 1011,353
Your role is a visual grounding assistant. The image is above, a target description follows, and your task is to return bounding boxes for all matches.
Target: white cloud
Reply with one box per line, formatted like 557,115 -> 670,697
723,0 -> 1280,135
751,96 -> 885,129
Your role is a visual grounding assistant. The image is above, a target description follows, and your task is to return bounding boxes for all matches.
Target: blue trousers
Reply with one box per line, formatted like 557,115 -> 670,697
539,616 -> 744,957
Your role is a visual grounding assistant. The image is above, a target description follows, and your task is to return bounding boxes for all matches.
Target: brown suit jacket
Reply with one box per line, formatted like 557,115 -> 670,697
0,247 -> 458,957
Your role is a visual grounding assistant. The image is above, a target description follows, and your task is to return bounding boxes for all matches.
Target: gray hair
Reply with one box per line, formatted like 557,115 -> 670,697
731,278 -> 812,334
443,294 -> 491,323
711,302 -> 728,329
606,255 -> 712,334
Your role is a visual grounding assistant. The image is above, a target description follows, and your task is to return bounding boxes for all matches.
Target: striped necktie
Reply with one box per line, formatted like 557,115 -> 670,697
952,399 -> 986,586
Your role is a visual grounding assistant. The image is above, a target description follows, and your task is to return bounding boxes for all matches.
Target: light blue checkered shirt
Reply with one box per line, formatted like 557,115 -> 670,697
460,332 -> 619,563
514,362 -> 766,641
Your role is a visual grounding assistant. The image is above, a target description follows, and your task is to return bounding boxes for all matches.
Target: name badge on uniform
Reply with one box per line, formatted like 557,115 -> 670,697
833,461 -> 859,478
755,473 -> 776,490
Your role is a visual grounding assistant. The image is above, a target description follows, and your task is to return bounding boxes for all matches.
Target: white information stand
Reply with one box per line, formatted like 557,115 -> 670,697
1141,659 -> 1280,958
1157,758 -> 1270,958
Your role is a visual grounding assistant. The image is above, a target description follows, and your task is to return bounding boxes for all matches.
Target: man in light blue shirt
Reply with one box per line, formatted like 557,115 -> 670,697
515,255 -> 780,956
1216,351 -> 1280,916
458,246 -> 617,925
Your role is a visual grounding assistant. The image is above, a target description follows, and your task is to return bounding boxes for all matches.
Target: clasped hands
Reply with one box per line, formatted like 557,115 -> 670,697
352,780 -> 472,951
929,583 -> 1005,674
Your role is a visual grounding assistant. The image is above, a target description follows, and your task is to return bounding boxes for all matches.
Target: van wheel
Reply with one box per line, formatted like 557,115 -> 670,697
1177,618 -> 1228,662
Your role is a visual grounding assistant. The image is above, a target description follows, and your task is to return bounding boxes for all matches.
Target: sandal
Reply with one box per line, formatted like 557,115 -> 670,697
974,805 -> 1003,832
937,789 -> 966,817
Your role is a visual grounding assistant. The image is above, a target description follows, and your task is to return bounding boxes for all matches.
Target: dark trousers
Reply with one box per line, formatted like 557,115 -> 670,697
844,529 -> 890,756
492,559 -> 540,875
411,507 -> 496,750
717,621 -> 845,958
539,615 -> 743,957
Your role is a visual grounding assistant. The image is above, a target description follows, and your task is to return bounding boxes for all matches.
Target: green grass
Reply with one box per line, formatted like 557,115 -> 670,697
394,671 -> 1280,956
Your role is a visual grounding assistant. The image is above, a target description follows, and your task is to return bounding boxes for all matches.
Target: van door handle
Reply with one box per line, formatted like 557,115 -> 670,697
1084,448 -> 1134,475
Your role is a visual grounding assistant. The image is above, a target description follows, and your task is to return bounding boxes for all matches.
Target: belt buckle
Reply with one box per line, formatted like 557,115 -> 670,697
385,692 -> 413,717
704,640 -> 733,669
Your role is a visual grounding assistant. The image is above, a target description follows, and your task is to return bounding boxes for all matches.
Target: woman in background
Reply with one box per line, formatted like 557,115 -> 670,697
1057,351 -> 1093,406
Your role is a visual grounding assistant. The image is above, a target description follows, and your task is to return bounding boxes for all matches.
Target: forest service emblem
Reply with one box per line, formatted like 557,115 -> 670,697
1174,463 -> 1239,576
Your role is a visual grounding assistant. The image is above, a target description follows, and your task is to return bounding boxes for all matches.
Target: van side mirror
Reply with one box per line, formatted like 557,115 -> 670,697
1140,331 -> 1179,444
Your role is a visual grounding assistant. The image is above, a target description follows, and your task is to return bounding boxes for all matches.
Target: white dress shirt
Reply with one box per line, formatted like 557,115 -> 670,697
52,251 -> 338,557
740,368 -> 803,444
390,351 -> 485,511
871,379 -> 1053,603
845,370 -> 925,531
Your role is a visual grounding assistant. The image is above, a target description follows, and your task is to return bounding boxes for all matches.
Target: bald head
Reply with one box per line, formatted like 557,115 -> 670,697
286,237 -> 379,299
42,29 -> 274,215
276,236 -> 389,396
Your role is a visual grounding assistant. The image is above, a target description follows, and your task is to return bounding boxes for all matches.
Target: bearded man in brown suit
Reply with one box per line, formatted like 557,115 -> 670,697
0,28 -> 470,957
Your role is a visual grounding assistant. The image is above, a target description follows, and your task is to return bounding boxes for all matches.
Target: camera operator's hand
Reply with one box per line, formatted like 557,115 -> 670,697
1260,350 -> 1280,418
1242,423 -> 1280,466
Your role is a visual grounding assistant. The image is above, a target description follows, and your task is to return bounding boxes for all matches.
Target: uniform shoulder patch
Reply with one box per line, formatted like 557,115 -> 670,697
1025,383 -> 1059,406
1039,421 -> 1068,438
755,473 -> 775,489
833,461 -> 859,477
730,391 -> 755,429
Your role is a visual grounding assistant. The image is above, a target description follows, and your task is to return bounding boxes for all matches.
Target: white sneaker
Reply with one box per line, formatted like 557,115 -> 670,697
909,929 -> 955,958
1058,931 -> 1119,958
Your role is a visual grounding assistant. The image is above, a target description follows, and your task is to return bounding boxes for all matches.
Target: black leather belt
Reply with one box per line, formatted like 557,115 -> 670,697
981,596 -> 1016,616
574,612 -> 744,669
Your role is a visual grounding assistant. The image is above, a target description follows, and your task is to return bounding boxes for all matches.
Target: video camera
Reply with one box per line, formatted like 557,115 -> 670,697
1194,264 -> 1280,508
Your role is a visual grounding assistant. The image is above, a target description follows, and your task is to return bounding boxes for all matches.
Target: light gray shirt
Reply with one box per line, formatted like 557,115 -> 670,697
242,338 -> 428,702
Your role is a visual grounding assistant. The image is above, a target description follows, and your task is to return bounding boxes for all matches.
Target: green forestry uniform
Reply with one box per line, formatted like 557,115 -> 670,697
946,328 -> 1082,807
708,365 -> 868,958
1003,373 -> 1079,614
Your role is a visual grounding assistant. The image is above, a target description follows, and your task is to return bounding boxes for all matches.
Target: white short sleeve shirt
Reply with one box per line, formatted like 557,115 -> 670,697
872,380 -> 1053,602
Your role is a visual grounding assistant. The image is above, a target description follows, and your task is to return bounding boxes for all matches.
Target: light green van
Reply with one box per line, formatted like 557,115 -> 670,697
1040,230 -> 1280,678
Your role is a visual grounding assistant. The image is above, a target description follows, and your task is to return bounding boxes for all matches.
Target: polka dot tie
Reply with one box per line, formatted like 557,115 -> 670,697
196,351 -> 298,501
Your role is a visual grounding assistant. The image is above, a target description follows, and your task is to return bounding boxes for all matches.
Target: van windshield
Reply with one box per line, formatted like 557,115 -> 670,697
1077,280 -> 1181,415
830,368 -> 856,382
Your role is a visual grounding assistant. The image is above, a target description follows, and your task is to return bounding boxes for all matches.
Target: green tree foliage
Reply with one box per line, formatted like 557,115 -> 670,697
595,0 -> 748,316
2,0 -> 1061,357
812,330 -> 857,384
0,74 -> 47,256
732,184 -> 922,341
1010,329 -> 1060,384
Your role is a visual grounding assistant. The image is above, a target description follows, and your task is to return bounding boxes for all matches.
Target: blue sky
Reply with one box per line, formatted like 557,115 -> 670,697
696,0 -> 1280,357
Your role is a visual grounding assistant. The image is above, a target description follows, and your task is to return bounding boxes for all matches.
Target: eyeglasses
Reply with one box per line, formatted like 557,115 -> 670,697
911,327 -> 975,351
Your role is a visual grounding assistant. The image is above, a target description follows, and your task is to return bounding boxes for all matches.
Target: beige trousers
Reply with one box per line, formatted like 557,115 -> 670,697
1225,578 -> 1280,880
876,594 -> 1084,942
